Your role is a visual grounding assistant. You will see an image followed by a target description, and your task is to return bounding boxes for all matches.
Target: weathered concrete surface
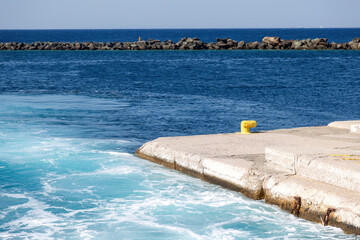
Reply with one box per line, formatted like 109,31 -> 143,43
136,121 -> 360,234
328,120 -> 360,134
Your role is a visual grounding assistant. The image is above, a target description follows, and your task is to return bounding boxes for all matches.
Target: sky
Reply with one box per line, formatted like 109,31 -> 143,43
1,0 -> 360,29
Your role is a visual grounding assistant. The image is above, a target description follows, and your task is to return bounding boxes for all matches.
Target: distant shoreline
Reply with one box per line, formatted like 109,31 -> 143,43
1,36 -> 359,50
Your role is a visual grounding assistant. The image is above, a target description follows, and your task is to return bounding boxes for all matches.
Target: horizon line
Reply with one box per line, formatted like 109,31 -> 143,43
1,27 -> 360,31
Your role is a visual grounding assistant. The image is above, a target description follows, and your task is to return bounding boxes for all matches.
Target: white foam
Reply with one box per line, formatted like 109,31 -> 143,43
208,228 -> 250,240
32,130 -> 48,134
95,166 -> 136,175
134,219 -> 203,240
41,178 -> 97,198
105,151 -> 133,157
94,151 -> 134,159
0,193 -> 64,239
41,158 -> 56,165
42,181 -> 56,194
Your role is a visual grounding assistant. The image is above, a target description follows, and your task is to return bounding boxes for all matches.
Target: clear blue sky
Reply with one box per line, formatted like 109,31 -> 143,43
1,0 -> 360,29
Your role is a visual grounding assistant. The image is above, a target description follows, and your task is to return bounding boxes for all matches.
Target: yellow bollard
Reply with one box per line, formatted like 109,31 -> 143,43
240,120 -> 257,134
139,36 -> 141,41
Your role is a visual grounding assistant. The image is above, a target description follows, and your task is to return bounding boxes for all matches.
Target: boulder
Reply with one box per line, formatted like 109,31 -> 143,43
336,44 -> 343,50
259,43 -> 267,49
313,38 -> 328,45
138,43 -> 147,50
122,43 -> 131,50
293,40 -> 302,49
112,42 -> 122,50
352,38 -> 360,44
206,43 -> 216,50
280,40 -> 292,49
342,43 -> 350,50
88,43 -> 95,50
216,42 -> 229,49
247,41 -> 260,49
176,37 -> 187,46
349,39 -> 360,50
266,44 -> 274,50
216,38 -> 227,43
262,36 -> 281,45
237,41 -> 246,49
226,39 -> 237,48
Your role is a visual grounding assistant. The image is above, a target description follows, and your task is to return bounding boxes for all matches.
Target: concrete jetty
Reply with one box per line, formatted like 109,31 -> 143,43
136,120 -> 360,235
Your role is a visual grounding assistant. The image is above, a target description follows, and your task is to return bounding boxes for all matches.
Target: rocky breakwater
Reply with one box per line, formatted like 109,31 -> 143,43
0,37 -> 360,50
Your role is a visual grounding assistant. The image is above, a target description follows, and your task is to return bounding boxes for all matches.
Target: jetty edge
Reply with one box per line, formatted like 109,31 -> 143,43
135,120 -> 360,235
1,36 -> 360,50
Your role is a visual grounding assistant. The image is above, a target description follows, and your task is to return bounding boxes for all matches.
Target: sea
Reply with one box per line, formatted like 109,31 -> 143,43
0,29 -> 359,239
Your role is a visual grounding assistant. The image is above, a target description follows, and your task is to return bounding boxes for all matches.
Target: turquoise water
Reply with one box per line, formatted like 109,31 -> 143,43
0,95 -> 356,239
1,29 -> 360,239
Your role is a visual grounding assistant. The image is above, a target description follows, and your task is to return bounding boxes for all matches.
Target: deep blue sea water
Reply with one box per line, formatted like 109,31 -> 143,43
1,28 -> 360,43
0,29 -> 360,239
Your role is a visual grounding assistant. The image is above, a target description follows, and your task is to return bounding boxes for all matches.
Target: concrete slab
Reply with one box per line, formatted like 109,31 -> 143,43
328,120 -> 360,134
266,148 -> 360,193
264,174 -> 360,233
136,121 -> 360,235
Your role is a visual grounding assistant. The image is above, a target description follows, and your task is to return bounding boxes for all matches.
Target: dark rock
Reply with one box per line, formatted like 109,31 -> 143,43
122,43 -> 131,50
217,42 -> 229,49
113,42 -> 122,50
163,44 -> 170,50
280,40 -> 292,49
342,43 -> 350,49
137,42 -> 147,50
88,43 -> 95,50
266,44 -> 274,50
247,41 -> 260,49
313,38 -> 328,45
259,43 -> 267,49
352,38 -> 360,44
216,38 -> 227,43
225,39 -> 237,48
1,37 -> 359,51
169,43 -> 176,50
237,41 -> 246,49
206,43 -> 215,50
175,37 -> 187,46
192,40 -> 205,50
307,42 -> 315,49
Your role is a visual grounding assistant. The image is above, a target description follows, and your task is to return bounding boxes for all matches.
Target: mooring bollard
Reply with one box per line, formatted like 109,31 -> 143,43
240,120 -> 257,134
